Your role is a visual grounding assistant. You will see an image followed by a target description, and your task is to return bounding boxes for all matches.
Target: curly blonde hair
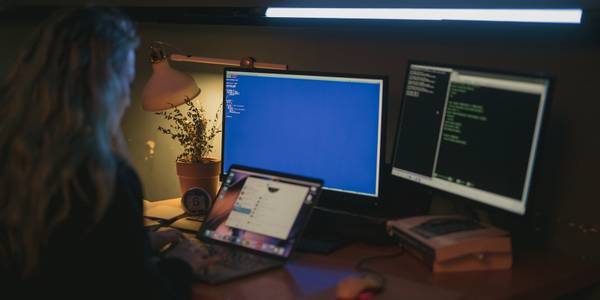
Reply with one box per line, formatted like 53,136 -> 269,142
0,6 -> 139,278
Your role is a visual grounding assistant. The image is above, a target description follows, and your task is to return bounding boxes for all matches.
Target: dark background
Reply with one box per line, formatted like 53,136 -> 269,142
1,1 -> 600,286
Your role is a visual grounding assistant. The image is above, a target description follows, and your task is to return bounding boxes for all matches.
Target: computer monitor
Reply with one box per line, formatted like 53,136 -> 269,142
222,68 -> 386,211
391,62 -> 551,215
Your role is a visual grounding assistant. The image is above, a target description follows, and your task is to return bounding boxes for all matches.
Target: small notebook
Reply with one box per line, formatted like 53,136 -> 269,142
144,205 -> 185,220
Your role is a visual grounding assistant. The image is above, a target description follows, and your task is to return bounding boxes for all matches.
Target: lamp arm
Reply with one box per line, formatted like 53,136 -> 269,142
169,53 -> 288,71
150,41 -> 288,70
170,54 -> 240,67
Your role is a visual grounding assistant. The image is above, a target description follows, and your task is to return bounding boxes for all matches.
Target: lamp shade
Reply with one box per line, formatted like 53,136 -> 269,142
142,59 -> 201,111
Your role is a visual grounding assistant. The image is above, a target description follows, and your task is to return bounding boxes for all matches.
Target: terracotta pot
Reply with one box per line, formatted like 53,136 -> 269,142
176,158 -> 221,199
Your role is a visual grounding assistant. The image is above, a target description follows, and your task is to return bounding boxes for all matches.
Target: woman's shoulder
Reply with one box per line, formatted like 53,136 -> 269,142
113,155 -> 140,180
113,155 -> 144,202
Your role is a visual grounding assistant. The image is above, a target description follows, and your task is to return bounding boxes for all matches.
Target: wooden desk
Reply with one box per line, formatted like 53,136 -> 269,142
145,199 -> 600,300
190,244 -> 600,300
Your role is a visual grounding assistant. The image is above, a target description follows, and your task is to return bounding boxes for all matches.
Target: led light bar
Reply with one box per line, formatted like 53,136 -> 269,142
265,8 -> 583,24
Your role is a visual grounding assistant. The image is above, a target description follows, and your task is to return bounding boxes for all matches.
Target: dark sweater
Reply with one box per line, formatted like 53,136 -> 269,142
1,157 -> 193,300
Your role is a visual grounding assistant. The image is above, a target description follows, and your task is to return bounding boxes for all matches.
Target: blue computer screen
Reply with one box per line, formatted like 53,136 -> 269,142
223,70 -> 383,197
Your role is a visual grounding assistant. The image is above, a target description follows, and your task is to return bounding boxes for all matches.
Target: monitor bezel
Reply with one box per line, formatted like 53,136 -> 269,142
221,67 -> 388,213
390,60 -> 553,217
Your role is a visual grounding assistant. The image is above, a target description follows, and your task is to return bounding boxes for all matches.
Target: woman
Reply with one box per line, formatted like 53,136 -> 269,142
0,7 -> 214,299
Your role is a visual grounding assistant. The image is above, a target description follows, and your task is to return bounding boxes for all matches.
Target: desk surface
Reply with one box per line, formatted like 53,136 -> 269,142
191,244 -> 600,300
146,199 -> 600,300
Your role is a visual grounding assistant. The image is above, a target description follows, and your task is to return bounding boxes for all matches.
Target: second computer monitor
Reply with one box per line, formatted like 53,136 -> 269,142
392,62 -> 551,215
222,68 -> 385,201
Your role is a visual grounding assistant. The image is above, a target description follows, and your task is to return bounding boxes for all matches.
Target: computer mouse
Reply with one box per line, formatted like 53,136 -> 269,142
336,273 -> 383,300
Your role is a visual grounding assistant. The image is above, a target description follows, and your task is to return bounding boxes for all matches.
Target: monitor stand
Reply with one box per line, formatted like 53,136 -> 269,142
296,206 -> 391,254
296,233 -> 351,254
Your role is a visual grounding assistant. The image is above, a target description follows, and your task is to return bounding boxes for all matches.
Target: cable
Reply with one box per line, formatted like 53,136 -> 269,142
355,247 -> 405,272
353,246 -> 406,289
145,213 -> 188,232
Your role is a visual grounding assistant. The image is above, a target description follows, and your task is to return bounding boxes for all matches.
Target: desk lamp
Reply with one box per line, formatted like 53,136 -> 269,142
141,41 -> 287,111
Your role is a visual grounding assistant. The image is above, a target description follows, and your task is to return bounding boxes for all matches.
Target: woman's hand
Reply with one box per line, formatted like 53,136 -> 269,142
165,239 -> 221,273
148,228 -> 184,253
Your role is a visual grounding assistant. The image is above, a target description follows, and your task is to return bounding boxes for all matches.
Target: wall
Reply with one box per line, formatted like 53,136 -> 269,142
10,0 -> 600,8
1,16 -> 600,263
125,58 -> 223,200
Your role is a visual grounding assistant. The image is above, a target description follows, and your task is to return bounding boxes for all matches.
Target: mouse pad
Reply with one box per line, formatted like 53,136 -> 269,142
299,273 -> 463,300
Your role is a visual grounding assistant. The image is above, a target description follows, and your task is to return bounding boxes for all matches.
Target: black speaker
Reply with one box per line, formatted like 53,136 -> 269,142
181,187 -> 212,217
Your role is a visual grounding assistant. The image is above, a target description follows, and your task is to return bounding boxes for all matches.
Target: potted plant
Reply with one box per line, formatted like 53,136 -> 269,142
156,97 -> 221,198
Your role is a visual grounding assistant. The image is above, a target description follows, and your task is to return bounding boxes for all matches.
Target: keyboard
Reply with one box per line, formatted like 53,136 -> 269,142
204,243 -> 279,269
196,243 -> 284,284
